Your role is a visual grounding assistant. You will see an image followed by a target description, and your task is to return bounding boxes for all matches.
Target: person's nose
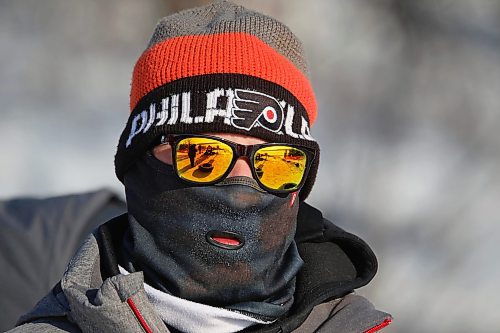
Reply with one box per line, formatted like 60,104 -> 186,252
227,157 -> 253,178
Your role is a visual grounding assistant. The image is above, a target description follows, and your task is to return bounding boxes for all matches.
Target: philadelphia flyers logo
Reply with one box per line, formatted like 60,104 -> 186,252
231,89 -> 284,133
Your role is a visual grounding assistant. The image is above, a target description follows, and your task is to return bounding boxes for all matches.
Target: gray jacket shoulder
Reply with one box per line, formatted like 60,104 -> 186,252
294,294 -> 392,333
7,233 -> 167,333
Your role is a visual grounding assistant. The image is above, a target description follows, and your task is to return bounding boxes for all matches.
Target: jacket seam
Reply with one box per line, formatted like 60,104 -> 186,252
127,297 -> 153,333
363,317 -> 392,333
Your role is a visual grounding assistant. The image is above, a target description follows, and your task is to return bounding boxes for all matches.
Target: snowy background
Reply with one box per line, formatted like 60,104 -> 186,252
1,0 -> 500,331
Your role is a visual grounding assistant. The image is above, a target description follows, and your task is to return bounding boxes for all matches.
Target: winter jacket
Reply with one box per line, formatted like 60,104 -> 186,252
0,189 -> 127,332
8,202 -> 392,333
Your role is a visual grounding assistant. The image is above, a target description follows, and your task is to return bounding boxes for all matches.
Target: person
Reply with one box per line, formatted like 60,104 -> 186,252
188,143 -> 197,167
8,1 -> 392,332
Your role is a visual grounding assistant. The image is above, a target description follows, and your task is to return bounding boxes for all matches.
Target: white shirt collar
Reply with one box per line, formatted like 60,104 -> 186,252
119,266 -> 273,333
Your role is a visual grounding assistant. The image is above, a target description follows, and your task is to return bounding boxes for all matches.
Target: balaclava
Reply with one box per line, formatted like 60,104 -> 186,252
122,153 -> 303,319
114,0 -> 320,321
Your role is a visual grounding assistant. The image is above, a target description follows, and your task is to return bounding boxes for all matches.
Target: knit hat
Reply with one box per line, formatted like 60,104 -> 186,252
115,0 -> 320,199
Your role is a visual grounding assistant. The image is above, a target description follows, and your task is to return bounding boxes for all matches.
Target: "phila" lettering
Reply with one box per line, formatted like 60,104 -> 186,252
126,88 -> 314,148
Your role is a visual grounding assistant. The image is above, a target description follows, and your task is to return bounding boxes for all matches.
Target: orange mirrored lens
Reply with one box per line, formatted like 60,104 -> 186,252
175,137 -> 233,183
253,146 -> 307,191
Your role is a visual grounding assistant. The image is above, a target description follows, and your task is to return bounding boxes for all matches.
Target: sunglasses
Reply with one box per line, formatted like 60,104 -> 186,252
153,134 -> 316,194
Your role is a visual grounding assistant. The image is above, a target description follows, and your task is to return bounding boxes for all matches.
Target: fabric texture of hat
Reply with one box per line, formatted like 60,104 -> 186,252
115,0 -> 320,199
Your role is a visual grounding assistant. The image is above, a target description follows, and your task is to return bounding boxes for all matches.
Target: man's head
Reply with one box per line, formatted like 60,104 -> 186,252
115,2 -> 319,314
114,0 -> 320,199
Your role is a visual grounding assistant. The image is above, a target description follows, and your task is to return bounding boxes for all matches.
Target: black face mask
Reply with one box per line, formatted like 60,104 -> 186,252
122,153 -> 303,319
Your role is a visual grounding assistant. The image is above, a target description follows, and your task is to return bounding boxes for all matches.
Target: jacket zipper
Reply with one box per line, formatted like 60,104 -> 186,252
127,297 -> 153,333
363,318 -> 392,333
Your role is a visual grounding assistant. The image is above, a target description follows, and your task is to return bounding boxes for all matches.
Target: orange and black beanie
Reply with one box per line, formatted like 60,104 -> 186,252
115,0 -> 320,199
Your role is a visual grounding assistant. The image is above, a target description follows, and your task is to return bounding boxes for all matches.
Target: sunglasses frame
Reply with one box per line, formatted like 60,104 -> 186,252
155,134 -> 316,195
